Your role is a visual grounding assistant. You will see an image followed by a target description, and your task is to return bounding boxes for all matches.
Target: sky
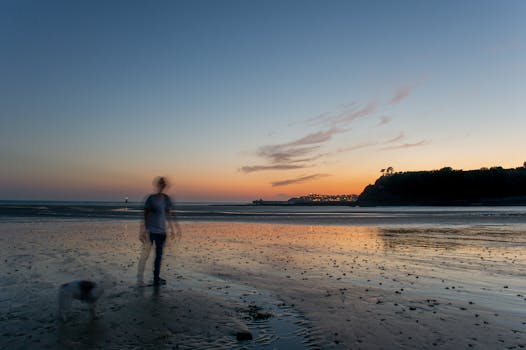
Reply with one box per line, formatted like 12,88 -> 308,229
1,0 -> 525,202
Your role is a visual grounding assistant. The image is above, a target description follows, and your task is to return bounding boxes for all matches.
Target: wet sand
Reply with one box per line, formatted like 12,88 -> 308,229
1,219 -> 525,349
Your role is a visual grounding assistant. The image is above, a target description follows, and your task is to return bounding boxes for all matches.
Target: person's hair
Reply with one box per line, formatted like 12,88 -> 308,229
153,176 -> 169,191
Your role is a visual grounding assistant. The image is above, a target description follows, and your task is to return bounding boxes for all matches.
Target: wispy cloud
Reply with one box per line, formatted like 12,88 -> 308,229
242,128 -> 343,172
240,85 -> 421,175
287,127 -> 344,146
376,116 -> 392,127
390,85 -> 414,105
337,141 -> 378,153
380,140 -> 428,150
330,103 -> 377,128
241,102 -> 383,173
240,164 -> 307,174
334,102 -> 377,126
302,110 -> 334,126
257,145 -> 321,164
384,132 -> 405,144
307,102 -> 377,128
271,173 -> 330,187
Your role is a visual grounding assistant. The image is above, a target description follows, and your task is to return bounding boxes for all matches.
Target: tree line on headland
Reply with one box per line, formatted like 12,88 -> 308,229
356,164 -> 526,206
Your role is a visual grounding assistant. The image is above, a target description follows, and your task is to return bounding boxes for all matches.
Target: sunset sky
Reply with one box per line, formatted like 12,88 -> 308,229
1,0 -> 525,202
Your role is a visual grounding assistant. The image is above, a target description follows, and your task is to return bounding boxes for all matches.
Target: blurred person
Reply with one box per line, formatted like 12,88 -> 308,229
137,176 -> 181,286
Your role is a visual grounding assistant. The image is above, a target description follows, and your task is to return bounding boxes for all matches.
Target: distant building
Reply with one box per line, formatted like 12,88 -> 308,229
254,194 -> 358,205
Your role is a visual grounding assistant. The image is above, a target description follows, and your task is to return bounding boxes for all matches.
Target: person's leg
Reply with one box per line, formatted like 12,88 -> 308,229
137,240 -> 152,284
150,233 -> 167,283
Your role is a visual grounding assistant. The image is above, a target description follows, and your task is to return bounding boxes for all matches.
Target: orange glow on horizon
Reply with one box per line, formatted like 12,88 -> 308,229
0,165 -> 377,202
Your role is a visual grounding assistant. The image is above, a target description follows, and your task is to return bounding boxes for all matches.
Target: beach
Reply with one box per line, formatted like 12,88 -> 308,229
1,216 -> 525,349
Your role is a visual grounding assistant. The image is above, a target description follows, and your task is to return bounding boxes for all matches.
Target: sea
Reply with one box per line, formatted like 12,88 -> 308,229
2,200 -> 526,226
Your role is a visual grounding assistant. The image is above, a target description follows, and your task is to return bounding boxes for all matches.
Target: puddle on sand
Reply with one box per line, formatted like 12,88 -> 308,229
237,291 -> 316,350
189,274 -> 319,350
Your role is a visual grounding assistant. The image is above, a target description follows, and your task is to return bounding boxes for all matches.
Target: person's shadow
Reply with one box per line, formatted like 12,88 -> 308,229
152,285 -> 161,299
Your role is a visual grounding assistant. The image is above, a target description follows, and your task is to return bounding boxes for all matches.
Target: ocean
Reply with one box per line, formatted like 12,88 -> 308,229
2,200 -> 526,226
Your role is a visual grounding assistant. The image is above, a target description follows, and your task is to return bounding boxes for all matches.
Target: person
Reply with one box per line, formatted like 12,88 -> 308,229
137,176 -> 181,286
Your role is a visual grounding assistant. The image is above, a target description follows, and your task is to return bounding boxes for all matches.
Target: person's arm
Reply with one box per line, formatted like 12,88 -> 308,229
166,196 -> 181,240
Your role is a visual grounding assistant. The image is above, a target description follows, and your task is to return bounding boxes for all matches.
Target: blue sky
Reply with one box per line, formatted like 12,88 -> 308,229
1,0 -> 525,201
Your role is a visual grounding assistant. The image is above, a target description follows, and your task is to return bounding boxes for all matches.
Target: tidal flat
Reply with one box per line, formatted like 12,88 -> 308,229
1,219 -> 525,349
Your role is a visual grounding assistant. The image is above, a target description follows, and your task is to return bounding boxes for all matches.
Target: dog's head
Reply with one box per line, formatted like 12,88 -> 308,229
78,280 -> 104,302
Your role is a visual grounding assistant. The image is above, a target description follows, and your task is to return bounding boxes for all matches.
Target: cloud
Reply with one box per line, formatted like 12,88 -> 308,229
380,140 -> 428,150
287,127 -> 344,146
240,164 -> 307,173
247,127 -> 343,168
271,173 -> 330,187
257,145 -> 321,164
241,85 -> 421,176
337,141 -> 379,153
306,83 -> 419,129
302,111 -> 334,126
376,116 -> 392,127
390,85 -> 414,105
384,132 -> 405,144
329,102 -> 378,127
307,102 -> 377,128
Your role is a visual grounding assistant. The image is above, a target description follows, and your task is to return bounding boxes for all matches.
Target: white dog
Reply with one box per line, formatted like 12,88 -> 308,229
58,280 -> 103,321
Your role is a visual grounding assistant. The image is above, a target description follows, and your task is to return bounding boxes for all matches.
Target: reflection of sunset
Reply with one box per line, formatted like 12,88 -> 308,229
176,221 -> 526,305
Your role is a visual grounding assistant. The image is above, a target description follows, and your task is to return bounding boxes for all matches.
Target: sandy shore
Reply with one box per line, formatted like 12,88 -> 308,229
1,219 -> 525,349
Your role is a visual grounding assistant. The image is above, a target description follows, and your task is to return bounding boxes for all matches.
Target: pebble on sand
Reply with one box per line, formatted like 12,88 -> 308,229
236,330 -> 253,341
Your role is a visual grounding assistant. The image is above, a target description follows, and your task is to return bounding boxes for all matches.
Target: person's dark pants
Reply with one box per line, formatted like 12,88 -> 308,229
149,233 -> 167,281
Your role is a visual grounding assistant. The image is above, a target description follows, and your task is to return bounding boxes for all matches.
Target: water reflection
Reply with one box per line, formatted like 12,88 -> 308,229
377,226 -> 526,252
170,222 -> 526,302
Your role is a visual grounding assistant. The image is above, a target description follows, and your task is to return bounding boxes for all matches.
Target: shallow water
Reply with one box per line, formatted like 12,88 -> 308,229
3,201 -> 526,226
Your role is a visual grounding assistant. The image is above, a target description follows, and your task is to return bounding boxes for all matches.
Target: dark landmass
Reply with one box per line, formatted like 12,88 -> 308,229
357,166 -> 526,206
